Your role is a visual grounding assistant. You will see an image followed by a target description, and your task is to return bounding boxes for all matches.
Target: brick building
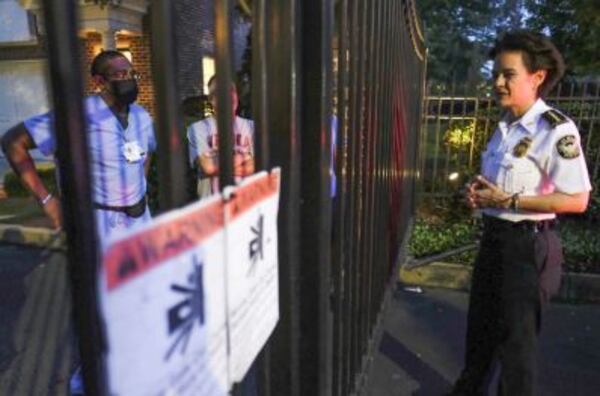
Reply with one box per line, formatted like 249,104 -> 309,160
0,0 -> 250,128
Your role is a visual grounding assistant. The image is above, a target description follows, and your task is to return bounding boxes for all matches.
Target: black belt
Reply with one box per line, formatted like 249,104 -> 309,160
482,215 -> 557,233
93,196 -> 147,218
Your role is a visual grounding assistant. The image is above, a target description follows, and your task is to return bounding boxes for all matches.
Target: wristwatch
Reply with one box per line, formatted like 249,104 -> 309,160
509,193 -> 520,212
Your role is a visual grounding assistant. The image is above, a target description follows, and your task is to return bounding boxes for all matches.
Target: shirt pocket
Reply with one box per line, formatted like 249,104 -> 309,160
511,165 -> 538,194
498,155 -> 515,192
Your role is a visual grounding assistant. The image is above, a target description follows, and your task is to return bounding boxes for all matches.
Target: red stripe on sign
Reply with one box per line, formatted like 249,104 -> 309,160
104,199 -> 225,290
226,171 -> 280,221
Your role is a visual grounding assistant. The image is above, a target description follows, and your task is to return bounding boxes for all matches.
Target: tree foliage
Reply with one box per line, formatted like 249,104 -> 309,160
417,0 -> 599,85
525,0 -> 600,76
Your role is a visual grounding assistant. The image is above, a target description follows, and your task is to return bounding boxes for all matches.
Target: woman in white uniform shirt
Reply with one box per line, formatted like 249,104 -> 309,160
449,31 -> 591,396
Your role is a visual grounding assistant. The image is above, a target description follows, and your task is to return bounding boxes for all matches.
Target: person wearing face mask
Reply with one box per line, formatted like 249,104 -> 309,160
1,50 -> 156,247
187,75 -> 255,199
447,31 -> 591,396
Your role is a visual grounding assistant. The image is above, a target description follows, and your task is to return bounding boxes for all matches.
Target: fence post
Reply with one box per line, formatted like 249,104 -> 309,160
41,0 -> 107,394
299,0 -> 334,394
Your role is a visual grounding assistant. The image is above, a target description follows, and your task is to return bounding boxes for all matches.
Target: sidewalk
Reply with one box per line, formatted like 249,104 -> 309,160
360,286 -> 600,396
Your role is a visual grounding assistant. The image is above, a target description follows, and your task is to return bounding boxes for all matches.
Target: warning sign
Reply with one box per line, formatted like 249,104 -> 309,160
224,170 -> 280,382
99,169 -> 281,395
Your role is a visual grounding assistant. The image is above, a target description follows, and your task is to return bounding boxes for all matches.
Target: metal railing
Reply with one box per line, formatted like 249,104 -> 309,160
1,1 -> 426,395
419,80 -> 600,196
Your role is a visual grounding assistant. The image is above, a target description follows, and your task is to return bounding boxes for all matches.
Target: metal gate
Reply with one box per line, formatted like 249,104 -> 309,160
18,0 -> 426,394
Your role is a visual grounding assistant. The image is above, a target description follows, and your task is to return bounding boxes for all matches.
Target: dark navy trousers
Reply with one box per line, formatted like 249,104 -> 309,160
451,215 -> 563,396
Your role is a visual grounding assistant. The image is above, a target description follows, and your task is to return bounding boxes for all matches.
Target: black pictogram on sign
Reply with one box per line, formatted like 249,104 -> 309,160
247,214 -> 264,276
164,255 -> 205,361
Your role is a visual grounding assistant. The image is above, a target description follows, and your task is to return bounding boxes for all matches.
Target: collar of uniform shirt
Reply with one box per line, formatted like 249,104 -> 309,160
498,98 -> 549,136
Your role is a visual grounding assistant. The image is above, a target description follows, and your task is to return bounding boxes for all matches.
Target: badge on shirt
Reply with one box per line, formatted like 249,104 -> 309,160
556,135 -> 580,159
513,137 -> 532,158
123,141 -> 146,163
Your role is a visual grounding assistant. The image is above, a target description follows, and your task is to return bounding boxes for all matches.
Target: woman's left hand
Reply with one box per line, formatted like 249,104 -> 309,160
469,175 -> 511,209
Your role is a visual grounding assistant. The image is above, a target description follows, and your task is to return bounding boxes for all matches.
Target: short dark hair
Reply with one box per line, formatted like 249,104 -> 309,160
206,75 -> 237,95
90,50 -> 128,77
489,30 -> 565,97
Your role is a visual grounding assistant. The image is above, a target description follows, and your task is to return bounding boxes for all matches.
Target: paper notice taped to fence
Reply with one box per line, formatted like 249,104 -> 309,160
99,169 -> 281,395
225,169 -> 281,383
100,194 -> 229,396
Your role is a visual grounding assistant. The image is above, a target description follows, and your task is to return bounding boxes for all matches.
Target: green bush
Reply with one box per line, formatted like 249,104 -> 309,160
412,195 -> 600,274
560,220 -> 600,274
408,218 -> 479,259
3,165 -> 58,197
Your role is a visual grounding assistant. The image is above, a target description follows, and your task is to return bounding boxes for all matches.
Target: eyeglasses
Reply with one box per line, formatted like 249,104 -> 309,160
104,69 -> 140,81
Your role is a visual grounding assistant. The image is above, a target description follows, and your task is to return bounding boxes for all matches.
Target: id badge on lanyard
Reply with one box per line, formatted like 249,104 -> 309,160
123,141 -> 146,163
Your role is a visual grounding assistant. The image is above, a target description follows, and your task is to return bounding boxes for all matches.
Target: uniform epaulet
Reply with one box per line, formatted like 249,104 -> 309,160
541,109 -> 568,128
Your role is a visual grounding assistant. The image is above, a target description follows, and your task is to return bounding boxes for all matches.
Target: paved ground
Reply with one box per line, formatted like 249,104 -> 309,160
0,243 -> 73,395
2,241 -> 600,396
362,286 -> 600,396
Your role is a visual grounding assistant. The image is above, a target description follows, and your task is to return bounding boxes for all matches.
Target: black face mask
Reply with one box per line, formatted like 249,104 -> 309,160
110,79 -> 138,105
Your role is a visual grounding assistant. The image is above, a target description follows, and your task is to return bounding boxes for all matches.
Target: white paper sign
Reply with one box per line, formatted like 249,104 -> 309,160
99,169 -> 281,394
224,169 -> 281,382
100,195 -> 229,396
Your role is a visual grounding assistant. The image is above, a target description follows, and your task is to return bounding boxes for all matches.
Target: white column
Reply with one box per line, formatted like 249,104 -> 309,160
101,28 -> 117,50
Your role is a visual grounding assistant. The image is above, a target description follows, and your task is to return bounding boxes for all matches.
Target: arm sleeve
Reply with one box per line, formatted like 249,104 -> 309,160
247,119 -> 255,156
23,112 -> 56,156
547,124 -> 592,194
147,121 -> 157,152
187,121 -> 211,166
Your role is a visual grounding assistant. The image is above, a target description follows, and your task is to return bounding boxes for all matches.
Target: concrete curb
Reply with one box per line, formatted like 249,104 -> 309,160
0,224 -> 66,250
400,261 -> 600,303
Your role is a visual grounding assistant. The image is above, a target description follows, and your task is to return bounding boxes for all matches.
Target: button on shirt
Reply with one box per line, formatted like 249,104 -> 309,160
481,99 -> 592,222
24,95 -> 156,207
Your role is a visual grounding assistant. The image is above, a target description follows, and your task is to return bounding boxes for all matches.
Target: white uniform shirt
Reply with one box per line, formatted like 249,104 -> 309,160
187,115 -> 254,197
24,95 -> 156,248
481,99 -> 592,222
24,95 -> 156,207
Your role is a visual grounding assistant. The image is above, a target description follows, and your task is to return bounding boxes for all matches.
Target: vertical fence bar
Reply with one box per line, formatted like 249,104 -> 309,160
353,0 -> 369,380
332,0 -> 349,394
576,81 -> 587,134
432,94 -> 443,192
444,83 -> 456,191
341,1 -> 359,392
252,0 -> 270,171
351,0 -> 364,386
251,1 -> 272,394
41,0 -> 106,394
584,82 -> 599,158
264,1 -> 301,394
483,96 -> 493,146
468,98 -> 480,170
360,0 -> 376,362
299,0 -> 334,394
214,0 -> 235,190
151,0 -> 188,210
369,0 -> 382,330
371,0 -> 389,325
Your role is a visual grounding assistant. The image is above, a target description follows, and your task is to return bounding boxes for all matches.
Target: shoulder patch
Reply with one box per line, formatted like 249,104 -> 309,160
556,135 -> 580,159
542,109 -> 568,128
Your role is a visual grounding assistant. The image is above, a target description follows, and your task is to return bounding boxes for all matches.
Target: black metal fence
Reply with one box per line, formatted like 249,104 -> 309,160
5,0 -> 426,395
420,80 -> 600,196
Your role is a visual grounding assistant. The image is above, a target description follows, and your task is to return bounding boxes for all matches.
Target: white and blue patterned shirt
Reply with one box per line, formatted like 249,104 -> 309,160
24,95 -> 156,207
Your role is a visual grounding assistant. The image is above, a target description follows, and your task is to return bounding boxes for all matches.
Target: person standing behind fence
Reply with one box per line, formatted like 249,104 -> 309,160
448,31 -> 591,396
1,50 -> 156,247
187,76 -> 255,199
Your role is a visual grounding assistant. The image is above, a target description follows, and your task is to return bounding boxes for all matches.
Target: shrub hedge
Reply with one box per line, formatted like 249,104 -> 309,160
410,196 -> 600,274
